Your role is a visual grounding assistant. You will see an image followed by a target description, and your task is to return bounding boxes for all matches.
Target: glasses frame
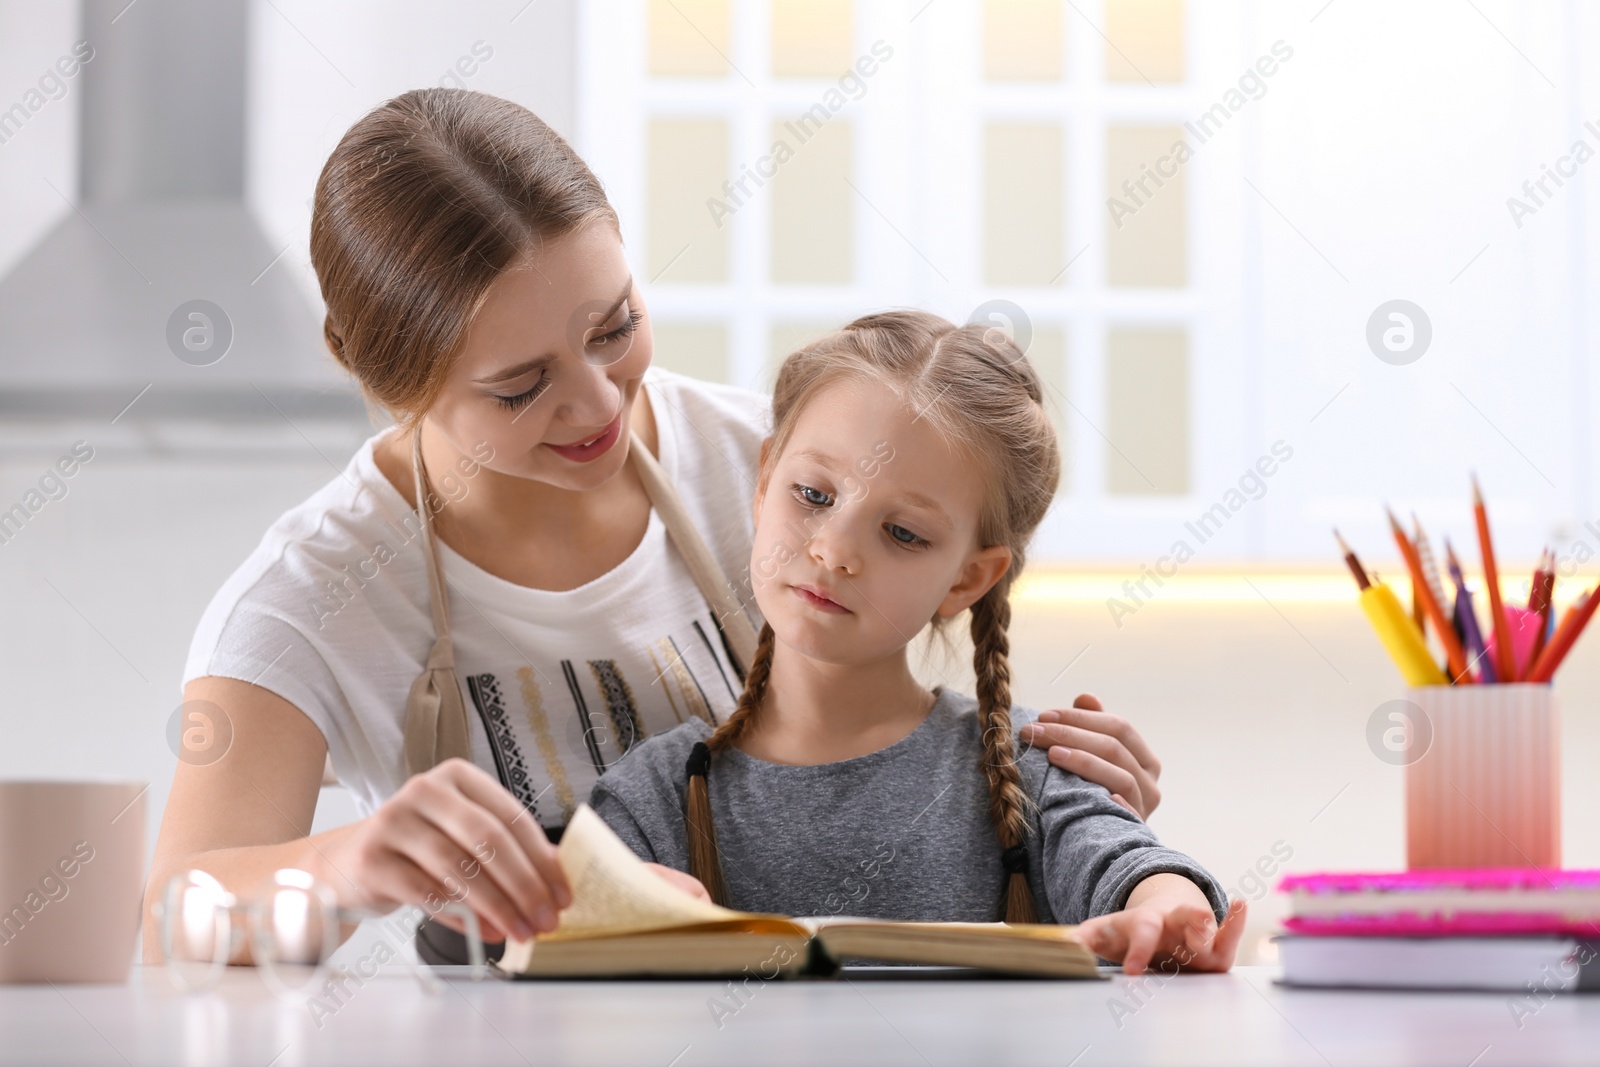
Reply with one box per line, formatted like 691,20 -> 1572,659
154,867 -> 487,997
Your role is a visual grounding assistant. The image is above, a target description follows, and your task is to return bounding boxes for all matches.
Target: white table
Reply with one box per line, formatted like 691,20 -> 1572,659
2,965 -> 1591,1066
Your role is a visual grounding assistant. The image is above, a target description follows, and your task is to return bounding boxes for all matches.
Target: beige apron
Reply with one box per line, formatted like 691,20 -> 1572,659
399,425 -> 760,778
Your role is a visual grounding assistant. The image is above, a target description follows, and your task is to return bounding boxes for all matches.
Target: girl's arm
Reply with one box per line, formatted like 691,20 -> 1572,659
143,676 -> 572,962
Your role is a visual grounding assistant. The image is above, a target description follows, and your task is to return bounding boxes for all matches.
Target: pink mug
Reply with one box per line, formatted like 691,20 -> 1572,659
0,781 -> 147,983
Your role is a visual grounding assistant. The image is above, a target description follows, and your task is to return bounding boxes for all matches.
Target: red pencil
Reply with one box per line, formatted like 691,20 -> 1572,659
1526,584 -> 1600,683
1388,507 -> 1470,682
1473,475 -> 1516,682
1527,549 -> 1554,669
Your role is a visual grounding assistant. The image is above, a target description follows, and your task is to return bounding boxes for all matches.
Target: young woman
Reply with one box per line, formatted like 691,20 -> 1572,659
143,88 -> 1169,962
590,311 -> 1244,974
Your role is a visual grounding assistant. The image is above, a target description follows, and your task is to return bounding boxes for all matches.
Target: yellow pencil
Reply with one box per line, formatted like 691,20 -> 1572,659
1360,580 -> 1449,686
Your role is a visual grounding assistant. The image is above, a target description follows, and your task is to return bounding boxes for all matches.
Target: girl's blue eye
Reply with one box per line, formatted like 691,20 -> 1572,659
886,523 -> 927,547
792,483 -> 833,508
493,371 -> 550,411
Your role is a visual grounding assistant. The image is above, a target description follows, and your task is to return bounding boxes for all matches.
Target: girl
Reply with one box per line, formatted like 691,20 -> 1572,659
144,87 -> 1170,965
591,311 -> 1245,974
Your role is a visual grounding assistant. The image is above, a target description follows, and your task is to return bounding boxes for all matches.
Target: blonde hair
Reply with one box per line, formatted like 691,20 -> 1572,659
685,309 -> 1062,921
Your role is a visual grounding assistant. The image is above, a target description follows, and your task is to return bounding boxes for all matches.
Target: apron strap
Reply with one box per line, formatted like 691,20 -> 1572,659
401,420 -> 761,777
402,426 -> 472,777
625,428 -> 760,677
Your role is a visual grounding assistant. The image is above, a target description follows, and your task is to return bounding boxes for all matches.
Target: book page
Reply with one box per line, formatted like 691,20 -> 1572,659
804,917 -> 1085,942
540,804 -> 742,940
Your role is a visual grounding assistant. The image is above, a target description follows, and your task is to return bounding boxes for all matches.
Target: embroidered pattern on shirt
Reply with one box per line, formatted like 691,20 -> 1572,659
587,658 -> 645,755
466,672 -> 541,820
517,666 -> 575,822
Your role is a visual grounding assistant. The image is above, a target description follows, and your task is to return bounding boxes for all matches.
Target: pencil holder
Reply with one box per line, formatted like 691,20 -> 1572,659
1403,683 -> 1561,869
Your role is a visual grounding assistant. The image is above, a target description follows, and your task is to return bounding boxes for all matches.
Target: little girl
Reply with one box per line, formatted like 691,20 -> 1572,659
590,310 -> 1244,974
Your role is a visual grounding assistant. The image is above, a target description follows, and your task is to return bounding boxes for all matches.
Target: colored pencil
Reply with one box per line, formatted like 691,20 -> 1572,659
1412,514 -> 1453,627
1444,539 -> 1494,684
1334,528 -> 1370,590
1472,475 -> 1516,681
1388,507 -> 1470,682
1525,585 -> 1600,683
1527,549 -> 1554,669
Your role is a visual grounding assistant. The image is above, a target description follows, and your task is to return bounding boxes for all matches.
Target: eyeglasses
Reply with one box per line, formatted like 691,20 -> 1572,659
153,868 -> 487,997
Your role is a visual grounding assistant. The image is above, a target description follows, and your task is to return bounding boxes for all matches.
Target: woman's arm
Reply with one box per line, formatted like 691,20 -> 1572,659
1019,693 -> 1163,818
142,676 -> 572,963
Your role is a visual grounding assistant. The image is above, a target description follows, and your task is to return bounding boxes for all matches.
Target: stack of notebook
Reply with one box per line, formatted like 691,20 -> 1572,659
1275,869 -> 1600,992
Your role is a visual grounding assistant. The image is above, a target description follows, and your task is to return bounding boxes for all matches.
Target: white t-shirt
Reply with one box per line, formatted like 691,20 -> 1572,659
184,367 -> 771,827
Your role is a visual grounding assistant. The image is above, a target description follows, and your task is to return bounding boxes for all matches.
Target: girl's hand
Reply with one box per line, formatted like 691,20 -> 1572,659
317,758 -> 572,944
1019,693 -> 1162,818
1075,874 -> 1247,976
644,863 -> 711,902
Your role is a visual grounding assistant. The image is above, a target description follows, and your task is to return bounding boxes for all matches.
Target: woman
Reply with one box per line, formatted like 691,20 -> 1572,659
141,88 -> 1166,962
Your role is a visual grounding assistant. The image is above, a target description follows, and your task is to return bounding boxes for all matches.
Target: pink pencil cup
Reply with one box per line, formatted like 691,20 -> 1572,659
1404,683 -> 1561,869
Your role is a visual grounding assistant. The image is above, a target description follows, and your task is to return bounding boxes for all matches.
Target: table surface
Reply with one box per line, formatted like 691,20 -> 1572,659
1,965 -> 1592,1067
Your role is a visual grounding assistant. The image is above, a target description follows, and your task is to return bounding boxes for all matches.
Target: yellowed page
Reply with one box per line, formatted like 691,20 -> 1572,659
501,805 -> 745,969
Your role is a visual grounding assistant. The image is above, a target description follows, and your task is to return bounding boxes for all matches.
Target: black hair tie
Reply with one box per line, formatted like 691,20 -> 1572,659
1001,845 -> 1029,874
686,741 -> 712,778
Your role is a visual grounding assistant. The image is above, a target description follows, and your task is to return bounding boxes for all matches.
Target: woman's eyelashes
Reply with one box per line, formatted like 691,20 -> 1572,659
492,370 -> 550,411
490,304 -> 641,411
787,481 -> 931,550
590,307 -> 643,350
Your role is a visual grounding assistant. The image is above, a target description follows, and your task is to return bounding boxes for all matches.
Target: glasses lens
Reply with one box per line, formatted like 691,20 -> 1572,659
253,876 -> 337,996
162,872 -> 231,991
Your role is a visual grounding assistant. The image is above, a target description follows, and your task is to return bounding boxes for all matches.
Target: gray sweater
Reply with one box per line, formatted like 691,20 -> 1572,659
589,686 -> 1229,926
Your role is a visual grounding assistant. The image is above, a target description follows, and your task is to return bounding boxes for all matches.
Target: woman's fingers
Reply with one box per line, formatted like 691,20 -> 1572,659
440,760 -> 572,908
1071,693 -> 1104,712
1035,703 -> 1162,778
358,836 -> 510,942
385,810 -> 539,940
1044,746 -> 1143,817
1027,722 -> 1149,788
1022,703 -> 1162,818
402,772 -> 560,931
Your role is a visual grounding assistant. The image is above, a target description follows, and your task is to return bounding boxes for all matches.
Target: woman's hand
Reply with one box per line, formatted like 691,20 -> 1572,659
317,758 -> 572,944
1075,873 -> 1247,976
1019,693 -> 1162,818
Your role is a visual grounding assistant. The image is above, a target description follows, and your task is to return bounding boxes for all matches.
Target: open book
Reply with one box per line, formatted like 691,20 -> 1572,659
498,805 -> 1099,979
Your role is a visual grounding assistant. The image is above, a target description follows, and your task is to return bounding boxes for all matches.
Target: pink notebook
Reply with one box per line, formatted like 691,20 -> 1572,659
1278,869 -> 1600,936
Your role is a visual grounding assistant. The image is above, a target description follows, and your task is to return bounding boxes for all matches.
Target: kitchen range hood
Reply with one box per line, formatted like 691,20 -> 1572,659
0,0 -> 363,422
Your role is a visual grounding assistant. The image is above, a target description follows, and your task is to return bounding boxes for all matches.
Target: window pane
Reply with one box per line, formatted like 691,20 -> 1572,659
651,321 -> 729,383
983,0 -> 1063,82
1027,325 -> 1070,494
766,320 -> 841,389
769,119 -> 852,284
1106,327 -> 1188,495
1105,124 -> 1186,288
1104,0 -> 1185,83
984,122 -> 1064,286
647,117 -> 729,283
771,0 -> 852,78
649,0 -> 732,77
